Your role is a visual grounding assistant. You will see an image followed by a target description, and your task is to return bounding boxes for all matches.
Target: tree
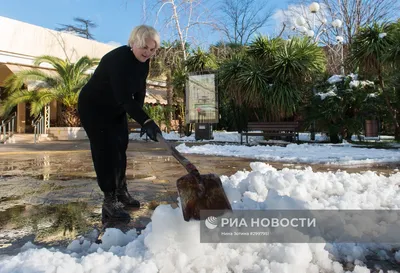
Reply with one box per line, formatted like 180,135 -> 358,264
276,0 -> 399,74
305,74 -> 383,143
0,56 -> 99,126
317,0 -> 399,45
218,36 -> 326,131
56,17 -> 97,40
186,47 -> 218,72
216,0 -> 274,45
147,0 -> 216,62
349,21 -> 400,140
209,42 -> 245,64
280,0 -> 399,45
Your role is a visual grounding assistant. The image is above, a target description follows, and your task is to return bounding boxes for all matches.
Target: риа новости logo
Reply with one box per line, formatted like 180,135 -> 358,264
205,216 -> 218,229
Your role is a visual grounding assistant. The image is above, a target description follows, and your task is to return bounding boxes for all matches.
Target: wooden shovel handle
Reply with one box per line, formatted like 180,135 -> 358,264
156,133 -> 200,176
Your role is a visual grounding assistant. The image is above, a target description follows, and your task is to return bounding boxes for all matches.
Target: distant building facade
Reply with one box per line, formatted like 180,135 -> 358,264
0,16 -> 168,133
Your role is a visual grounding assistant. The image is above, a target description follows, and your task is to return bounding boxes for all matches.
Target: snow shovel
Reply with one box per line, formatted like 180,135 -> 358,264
156,133 -> 232,221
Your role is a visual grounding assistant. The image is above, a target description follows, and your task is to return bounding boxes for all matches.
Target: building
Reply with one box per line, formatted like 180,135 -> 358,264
0,16 -> 168,134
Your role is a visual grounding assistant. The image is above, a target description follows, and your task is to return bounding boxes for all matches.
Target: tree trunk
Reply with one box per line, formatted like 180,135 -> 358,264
63,106 -> 80,127
395,123 -> 400,141
329,125 -> 341,143
378,72 -> 400,141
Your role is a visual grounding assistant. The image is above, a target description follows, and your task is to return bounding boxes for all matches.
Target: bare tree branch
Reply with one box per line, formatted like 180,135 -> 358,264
147,0 -> 217,61
216,0 -> 274,45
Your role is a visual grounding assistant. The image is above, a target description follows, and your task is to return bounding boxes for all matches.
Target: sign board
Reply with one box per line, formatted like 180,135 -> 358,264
185,73 -> 218,124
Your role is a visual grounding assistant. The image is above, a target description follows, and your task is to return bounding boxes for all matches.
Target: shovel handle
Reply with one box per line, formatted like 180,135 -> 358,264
156,133 -> 200,176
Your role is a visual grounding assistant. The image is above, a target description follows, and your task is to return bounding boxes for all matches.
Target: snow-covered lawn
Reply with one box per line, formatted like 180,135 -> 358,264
1,131 -> 399,273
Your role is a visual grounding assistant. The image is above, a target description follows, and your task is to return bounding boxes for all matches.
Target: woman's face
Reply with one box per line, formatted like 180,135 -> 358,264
132,38 -> 157,62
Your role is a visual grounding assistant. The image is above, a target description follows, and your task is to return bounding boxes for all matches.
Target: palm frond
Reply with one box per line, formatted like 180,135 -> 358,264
4,69 -> 59,94
34,55 -> 67,75
235,60 -> 269,106
268,37 -> 326,82
349,22 -> 393,75
186,48 -> 218,72
384,21 -> 400,65
248,36 -> 284,63
270,83 -> 302,117
0,90 -> 36,117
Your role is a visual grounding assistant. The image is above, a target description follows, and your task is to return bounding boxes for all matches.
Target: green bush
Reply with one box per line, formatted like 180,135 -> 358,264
305,74 -> 386,142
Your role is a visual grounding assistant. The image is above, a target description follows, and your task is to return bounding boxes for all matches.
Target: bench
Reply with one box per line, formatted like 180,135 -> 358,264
240,121 -> 299,144
127,121 -> 148,140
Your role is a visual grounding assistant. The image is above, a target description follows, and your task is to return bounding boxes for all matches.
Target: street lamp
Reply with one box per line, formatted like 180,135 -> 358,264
292,2 -> 345,140
331,19 -> 343,28
309,2 -> 320,13
293,2 -> 345,75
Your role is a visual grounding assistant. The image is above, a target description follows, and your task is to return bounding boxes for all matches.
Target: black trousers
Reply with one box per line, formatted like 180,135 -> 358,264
79,109 -> 129,193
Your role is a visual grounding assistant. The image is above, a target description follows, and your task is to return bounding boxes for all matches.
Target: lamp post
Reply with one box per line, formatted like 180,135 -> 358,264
292,2 -> 345,141
293,2 -> 345,75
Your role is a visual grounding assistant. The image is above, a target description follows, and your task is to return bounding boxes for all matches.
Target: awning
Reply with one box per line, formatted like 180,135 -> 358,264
0,63 -> 56,87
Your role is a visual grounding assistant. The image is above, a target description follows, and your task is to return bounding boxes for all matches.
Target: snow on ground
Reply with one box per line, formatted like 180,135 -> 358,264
129,130 -> 331,143
131,130 -> 400,165
1,163 -> 400,272
1,131 -> 400,272
175,142 -> 400,165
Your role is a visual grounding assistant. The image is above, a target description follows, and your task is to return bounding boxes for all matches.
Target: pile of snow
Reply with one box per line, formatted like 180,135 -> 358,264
1,163 -> 400,272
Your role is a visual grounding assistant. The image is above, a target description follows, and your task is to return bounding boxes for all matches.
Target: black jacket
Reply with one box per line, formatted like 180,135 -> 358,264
78,45 -> 150,125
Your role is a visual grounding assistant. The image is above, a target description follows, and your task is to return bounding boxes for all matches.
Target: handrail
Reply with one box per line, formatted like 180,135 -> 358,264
1,112 -> 16,144
32,113 -> 45,144
2,112 -> 17,124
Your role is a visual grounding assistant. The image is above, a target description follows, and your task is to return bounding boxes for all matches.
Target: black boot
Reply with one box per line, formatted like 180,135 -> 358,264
102,191 -> 131,224
116,178 -> 141,209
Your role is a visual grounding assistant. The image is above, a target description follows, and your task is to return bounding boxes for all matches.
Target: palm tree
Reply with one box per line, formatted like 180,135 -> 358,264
1,55 -> 98,127
186,47 -> 218,72
209,42 -> 245,64
349,21 -> 400,140
218,35 -> 326,131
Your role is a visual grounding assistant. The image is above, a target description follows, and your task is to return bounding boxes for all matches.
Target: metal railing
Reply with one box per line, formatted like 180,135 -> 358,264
32,113 -> 45,144
0,112 -> 16,144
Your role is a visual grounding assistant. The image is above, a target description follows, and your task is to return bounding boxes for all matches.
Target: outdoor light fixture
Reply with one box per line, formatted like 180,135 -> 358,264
332,19 -> 343,28
307,30 -> 315,37
309,2 -> 320,13
290,1 -> 345,140
297,26 -> 308,33
336,36 -> 344,43
295,16 -> 306,26
293,4 -> 344,75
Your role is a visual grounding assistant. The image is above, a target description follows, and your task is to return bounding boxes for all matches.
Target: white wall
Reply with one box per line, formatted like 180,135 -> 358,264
0,16 -> 117,67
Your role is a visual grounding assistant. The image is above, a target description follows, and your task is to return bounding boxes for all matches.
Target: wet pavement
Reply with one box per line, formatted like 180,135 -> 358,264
0,139 -> 399,258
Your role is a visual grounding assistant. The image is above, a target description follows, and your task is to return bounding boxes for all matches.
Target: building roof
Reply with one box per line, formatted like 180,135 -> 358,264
0,16 -> 117,67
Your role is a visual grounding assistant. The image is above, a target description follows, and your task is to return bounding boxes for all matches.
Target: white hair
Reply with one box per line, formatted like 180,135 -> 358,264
128,25 -> 160,49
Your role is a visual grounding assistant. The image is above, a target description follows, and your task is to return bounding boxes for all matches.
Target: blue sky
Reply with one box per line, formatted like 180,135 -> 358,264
0,0 -> 290,48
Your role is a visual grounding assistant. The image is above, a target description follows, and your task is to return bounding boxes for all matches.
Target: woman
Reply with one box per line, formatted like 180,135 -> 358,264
78,25 -> 162,223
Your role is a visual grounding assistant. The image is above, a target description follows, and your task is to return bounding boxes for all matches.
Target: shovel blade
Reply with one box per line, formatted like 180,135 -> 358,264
177,173 -> 232,221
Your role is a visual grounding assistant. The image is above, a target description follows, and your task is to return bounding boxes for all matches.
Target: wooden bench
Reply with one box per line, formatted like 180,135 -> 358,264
240,121 -> 299,144
127,121 -> 148,140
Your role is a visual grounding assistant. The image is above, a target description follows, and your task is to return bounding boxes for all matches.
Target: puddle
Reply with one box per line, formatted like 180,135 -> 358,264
32,174 -> 96,181
0,202 -> 96,235
0,202 -> 100,253
0,195 -> 21,202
